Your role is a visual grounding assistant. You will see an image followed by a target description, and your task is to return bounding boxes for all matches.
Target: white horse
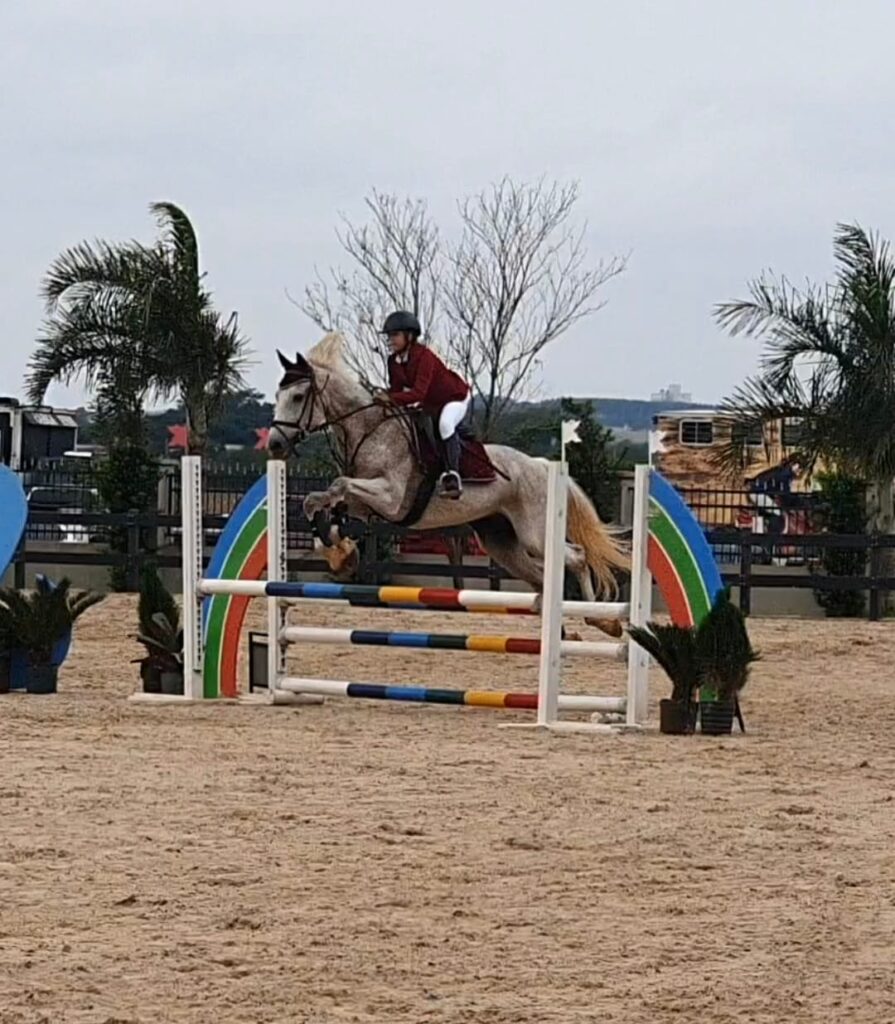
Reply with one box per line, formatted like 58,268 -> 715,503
268,333 -> 630,635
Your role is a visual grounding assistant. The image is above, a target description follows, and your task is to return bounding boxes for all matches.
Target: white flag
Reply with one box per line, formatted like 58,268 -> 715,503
561,419 -> 581,446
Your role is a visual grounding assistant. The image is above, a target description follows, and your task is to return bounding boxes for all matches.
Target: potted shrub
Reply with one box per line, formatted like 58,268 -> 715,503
695,588 -> 759,735
136,612 -> 184,694
0,580 -> 104,694
0,605 -> 11,694
627,621 -> 699,734
131,565 -> 180,693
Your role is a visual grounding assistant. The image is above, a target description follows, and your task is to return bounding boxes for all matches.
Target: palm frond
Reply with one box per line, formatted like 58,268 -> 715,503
26,288 -> 151,403
627,621 -> 699,702
41,240 -> 164,311
69,589 -> 105,619
715,222 -> 895,485
715,275 -> 848,394
709,374 -> 813,478
833,223 -> 895,366
150,201 -> 200,291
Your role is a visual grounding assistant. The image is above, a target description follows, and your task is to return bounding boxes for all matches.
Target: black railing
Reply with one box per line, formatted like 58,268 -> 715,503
678,486 -> 823,566
12,509 -> 895,620
13,510 -> 509,593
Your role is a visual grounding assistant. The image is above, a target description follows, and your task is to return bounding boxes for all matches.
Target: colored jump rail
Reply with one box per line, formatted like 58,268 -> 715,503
276,676 -> 627,713
280,625 -> 626,660
198,578 -> 630,620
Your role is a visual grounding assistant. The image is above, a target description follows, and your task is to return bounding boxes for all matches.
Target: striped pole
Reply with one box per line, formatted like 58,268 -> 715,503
280,625 -> 626,660
197,578 -> 629,621
276,676 -> 627,714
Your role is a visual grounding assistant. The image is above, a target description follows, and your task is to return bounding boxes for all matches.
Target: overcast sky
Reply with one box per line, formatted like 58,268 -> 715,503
5,0 -> 894,410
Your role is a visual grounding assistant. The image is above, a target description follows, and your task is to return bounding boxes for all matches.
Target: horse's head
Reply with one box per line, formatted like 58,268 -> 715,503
269,332 -> 372,458
268,349 -> 327,457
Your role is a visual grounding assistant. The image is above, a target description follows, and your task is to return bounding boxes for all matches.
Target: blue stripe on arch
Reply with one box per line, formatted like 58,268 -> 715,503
649,471 -> 723,603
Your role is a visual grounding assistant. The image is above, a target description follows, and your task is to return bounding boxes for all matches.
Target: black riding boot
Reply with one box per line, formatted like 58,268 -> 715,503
440,432 -> 462,499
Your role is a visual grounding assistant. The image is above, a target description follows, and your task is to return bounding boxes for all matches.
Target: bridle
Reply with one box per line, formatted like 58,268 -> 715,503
270,371 -> 416,473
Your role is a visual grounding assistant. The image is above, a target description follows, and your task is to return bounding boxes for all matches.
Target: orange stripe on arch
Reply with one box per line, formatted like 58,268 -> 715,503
648,535 -> 693,627
218,539 -> 268,698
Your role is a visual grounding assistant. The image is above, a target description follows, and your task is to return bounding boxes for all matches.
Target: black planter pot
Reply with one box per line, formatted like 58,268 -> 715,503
141,661 -> 163,694
160,670 -> 184,695
699,700 -> 735,736
26,663 -> 59,695
0,653 -> 10,694
659,698 -> 698,735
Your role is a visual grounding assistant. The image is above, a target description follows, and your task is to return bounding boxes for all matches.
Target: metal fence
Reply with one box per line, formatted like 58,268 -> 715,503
13,459 -> 895,620
13,458 -> 839,576
676,485 -> 824,567
18,459 -> 105,543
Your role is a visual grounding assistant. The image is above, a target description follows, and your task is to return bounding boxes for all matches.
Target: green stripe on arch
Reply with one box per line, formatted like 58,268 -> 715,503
649,500 -> 713,625
203,505 -> 268,698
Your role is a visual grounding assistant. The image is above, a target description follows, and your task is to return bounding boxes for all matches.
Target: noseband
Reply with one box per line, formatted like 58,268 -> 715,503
269,372 -> 407,467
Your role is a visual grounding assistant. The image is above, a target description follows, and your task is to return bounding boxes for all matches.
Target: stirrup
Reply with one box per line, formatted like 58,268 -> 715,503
439,470 -> 462,499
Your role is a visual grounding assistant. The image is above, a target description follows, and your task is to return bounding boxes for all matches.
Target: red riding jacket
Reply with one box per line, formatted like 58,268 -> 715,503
387,343 -> 469,417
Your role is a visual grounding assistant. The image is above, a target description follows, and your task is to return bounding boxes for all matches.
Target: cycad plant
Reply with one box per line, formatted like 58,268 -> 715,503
132,565 -> 183,680
627,589 -> 759,734
694,588 -> 760,702
137,563 -> 179,639
0,580 -> 104,665
626,621 -> 700,705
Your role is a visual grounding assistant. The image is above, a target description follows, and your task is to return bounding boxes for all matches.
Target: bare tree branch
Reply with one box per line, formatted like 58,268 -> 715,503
300,190 -> 441,383
297,178 -> 626,434
443,177 -> 627,436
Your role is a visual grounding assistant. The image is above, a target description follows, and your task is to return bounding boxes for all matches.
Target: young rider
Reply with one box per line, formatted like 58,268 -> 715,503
377,310 -> 471,498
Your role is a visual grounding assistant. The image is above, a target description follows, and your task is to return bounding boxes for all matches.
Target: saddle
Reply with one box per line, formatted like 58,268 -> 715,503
412,415 -> 497,484
382,412 -> 499,528
312,409 -> 501,542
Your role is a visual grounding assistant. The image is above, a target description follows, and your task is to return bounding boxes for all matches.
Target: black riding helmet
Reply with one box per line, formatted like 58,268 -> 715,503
381,310 -> 421,337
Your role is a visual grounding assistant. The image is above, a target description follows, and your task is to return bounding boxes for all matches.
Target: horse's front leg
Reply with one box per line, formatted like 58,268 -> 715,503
303,475 -> 403,523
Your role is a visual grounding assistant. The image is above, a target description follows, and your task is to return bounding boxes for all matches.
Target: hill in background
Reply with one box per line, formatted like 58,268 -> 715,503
72,391 -> 709,466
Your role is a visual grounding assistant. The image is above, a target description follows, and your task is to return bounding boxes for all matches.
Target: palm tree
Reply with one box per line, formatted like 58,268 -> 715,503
713,222 -> 895,537
28,202 -> 250,453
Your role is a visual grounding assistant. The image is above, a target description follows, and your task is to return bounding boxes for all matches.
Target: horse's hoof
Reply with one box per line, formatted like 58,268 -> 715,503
586,617 -> 624,638
322,537 -> 359,578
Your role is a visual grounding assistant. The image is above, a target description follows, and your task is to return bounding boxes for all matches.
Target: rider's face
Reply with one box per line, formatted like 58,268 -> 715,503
387,331 -> 410,355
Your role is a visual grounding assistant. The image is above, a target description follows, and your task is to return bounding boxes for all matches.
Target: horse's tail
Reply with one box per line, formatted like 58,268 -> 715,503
567,480 -> 631,599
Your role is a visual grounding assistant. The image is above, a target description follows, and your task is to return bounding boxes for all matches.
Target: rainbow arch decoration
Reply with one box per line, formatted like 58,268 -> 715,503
201,474 -> 268,699
647,470 -> 723,627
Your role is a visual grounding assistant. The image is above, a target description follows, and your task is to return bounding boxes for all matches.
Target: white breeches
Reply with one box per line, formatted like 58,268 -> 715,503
438,392 -> 471,440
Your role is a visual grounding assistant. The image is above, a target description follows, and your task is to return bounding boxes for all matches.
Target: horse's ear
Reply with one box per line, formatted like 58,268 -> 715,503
294,352 -> 313,376
277,350 -> 313,379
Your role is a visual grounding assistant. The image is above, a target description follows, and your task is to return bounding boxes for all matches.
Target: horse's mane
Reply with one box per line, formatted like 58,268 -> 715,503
307,331 -> 351,374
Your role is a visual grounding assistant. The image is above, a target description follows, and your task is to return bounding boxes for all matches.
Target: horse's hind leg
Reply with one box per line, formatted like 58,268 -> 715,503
472,535 -> 581,640
503,510 -> 624,639
475,528 -> 620,640
565,543 -> 624,638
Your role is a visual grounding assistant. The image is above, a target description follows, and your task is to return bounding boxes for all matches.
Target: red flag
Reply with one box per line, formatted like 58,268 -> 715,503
254,427 -> 270,451
167,424 -> 189,451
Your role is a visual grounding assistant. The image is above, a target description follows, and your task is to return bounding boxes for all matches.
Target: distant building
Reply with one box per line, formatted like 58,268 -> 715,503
648,407 -> 810,527
650,383 -> 692,404
0,397 -> 79,470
